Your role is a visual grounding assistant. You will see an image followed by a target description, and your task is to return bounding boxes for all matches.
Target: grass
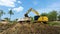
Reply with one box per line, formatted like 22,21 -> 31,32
1,23 -> 60,34
47,21 -> 60,26
0,21 -> 60,34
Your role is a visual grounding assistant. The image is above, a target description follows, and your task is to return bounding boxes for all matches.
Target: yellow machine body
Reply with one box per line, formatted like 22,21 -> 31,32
38,16 -> 48,22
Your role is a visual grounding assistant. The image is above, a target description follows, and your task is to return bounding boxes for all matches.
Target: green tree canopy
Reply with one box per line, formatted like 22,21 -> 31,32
41,13 -> 48,16
48,10 -> 58,21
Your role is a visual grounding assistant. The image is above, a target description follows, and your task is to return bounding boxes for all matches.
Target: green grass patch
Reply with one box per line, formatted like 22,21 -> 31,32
47,22 -> 60,26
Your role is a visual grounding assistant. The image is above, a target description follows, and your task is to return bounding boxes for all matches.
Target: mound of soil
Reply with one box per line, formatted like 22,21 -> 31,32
1,23 -> 60,34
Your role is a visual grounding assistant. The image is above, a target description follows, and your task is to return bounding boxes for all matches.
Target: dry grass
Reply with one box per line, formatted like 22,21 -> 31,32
0,23 -> 60,34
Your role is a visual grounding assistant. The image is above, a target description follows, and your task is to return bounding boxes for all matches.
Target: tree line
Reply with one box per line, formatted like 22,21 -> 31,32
41,10 -> 60,21
0,9 -> 15,22
0,9 -> 60,22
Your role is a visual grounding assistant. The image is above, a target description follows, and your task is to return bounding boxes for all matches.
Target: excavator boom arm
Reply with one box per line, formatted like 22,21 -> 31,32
25,8 -> 40,17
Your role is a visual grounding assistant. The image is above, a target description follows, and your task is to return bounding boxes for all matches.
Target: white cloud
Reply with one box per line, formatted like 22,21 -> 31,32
13,6 -> 24,12
37,2 -> 60,13
17,1 -> 22,4
0,0 -> 16,7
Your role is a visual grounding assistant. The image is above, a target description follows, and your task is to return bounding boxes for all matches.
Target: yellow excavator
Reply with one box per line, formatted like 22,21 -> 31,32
24,8 -> 48,24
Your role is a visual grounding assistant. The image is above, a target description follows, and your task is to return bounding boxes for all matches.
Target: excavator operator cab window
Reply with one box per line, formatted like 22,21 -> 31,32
34,16 -> 40,20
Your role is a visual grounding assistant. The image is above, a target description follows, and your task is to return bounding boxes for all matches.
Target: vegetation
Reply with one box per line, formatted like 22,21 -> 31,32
48,10 -> 57,21
0,9 -> 60,34
0,9 -> 60,22
0,23 -> 60,34
0,23 -> 16,33
41,10 -> 59,21
4,18 -> 10,22
58,15 -> 60,21
8,9 -> 14,21
0,10 -> 5,22
48,21 -> 60,26
41,13 -> 48,16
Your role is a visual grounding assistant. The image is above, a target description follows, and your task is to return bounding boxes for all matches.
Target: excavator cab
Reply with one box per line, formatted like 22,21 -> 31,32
24,14 -> 29,17
34,16 -> 40,20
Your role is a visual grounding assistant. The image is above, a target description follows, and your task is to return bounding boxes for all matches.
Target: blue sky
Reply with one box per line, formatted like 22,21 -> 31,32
0,0 -> 60,20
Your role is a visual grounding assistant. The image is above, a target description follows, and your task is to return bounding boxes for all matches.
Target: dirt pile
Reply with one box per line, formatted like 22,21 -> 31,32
0,23 -> 60,34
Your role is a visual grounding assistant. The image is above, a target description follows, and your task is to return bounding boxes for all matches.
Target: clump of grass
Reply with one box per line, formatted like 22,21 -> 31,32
47,22 -> 60,26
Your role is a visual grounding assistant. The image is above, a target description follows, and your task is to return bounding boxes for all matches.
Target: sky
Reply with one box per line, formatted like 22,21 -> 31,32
0,0 -> 60,20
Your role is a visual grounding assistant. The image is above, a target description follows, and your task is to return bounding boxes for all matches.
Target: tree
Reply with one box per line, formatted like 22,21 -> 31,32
41,13 -> 48,16
4,18 -> 10,22
0,10 -> 5,21
48,10 -> 57,21
58,15 -> 60,21
8,9 -> 14,21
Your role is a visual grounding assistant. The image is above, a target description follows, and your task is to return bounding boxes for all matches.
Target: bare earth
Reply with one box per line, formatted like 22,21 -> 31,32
0,23 -> 60,34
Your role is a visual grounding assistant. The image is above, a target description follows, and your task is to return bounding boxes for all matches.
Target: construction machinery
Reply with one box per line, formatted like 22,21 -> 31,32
24,8 -> 48,24
18,8 -> 48,24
